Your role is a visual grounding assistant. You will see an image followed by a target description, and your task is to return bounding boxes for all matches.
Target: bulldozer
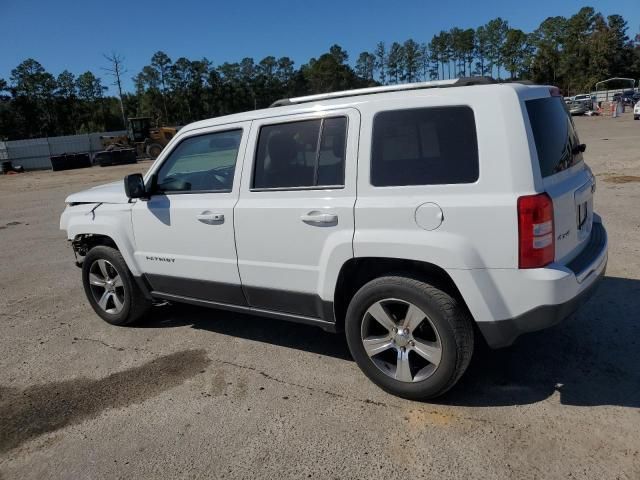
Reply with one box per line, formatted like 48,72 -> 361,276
99,117 -> 178,164
127,117 -> 177,159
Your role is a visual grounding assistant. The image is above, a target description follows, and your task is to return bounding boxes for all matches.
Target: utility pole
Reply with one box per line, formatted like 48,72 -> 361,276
102,52 -> 127,129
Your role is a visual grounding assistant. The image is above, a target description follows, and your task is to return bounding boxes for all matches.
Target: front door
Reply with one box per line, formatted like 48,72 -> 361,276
234,109 -> 359,319
132,122 -> 250,305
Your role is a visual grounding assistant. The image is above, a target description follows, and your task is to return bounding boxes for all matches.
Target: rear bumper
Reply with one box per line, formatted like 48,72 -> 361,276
476,262 -> 605,348
461,220 -> 608,348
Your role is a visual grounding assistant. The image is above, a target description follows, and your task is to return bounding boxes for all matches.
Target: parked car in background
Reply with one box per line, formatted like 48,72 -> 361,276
622,90 -> 636,105
568,101 -> 588,116
573,94 -> 593,110
613,91 -> 636,106
634,101 -> 640,120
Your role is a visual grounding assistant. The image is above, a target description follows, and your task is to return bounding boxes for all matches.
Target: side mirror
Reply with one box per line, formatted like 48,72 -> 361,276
124,173 -> 146,199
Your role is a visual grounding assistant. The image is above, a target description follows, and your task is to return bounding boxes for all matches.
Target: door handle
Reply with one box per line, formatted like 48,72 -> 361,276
197,211 -> 224,224
300,211 -> 338,226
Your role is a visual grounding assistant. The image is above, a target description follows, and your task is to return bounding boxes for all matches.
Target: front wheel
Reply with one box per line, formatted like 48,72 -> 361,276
82,246 -> 151,326
146,143 -> 163,159
345,276 -> 474,400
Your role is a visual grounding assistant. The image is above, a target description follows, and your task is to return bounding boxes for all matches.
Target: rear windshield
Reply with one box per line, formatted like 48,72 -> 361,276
526,97 -> 583,178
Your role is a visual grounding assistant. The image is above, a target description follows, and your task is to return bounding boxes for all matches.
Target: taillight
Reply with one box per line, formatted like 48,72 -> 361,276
518,193 -> 555,269
549,86 -> 562,97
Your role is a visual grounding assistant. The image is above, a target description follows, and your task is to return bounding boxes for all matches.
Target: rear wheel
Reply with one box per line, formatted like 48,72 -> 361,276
345,276 -> 474,400
82,246 -> 151,326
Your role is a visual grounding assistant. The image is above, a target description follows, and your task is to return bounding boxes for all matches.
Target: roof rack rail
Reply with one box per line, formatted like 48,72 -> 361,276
270,76 -> 497,107
502,78 -> 536,85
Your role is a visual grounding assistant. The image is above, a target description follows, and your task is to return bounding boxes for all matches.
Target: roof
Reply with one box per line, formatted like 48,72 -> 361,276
180,77 -> 540,134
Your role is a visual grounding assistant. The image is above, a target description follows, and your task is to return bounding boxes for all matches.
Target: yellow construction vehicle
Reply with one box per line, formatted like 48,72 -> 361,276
100,117 -> 178,160
128,117 -> 177,159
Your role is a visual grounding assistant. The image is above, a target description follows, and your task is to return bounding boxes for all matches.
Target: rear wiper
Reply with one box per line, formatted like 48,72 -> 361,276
572,144 -> 587,154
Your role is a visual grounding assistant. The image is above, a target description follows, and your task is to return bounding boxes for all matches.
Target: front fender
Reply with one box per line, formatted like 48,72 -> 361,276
61,203 -> 141,276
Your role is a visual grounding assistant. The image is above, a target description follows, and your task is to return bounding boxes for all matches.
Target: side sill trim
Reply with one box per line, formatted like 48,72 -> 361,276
150,291 -> 337,332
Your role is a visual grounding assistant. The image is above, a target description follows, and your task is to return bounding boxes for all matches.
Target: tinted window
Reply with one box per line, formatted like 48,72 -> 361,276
317,117 -> 347,186
253,117 -> 347,189
156,130 -> 242,193
526,97 -> 583,177
371,107 -> 478,186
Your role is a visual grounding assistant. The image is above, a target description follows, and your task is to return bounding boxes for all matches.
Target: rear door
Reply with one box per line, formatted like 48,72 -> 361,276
234,109 -> 359,319
525,96 -> 595,264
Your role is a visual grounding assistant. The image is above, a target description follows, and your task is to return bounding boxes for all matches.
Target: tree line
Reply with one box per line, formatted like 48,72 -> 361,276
1,6 -> 638,140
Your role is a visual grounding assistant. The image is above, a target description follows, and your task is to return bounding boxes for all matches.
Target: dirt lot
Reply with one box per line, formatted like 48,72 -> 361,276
1,113 -> 639,479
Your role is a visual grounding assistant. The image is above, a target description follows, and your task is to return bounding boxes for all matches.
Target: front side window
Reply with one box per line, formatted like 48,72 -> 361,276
371,106 -> 479,186
252,117 -> 347,189
156,129 -> 242,193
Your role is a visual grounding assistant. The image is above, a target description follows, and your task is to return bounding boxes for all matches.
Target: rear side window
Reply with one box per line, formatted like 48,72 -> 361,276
253,117 -> 347,189
371,106 -> 479,186
526,97 -> 583,178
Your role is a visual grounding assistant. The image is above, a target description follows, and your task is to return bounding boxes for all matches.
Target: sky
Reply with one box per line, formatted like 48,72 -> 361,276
2,0 -> 639,94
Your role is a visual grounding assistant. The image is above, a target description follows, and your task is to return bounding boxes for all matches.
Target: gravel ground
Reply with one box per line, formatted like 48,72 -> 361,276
1,114 -> 639,479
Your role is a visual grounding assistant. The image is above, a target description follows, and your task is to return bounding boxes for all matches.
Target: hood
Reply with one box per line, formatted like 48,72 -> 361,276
65,180 -> 129,204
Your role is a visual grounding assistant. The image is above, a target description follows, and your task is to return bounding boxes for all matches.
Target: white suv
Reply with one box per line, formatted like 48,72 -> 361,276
60,78 -> 608,399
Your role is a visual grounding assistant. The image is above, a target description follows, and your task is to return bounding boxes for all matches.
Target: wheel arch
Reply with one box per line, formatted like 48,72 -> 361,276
72,233 -> 118,255
73,232 -> 153,300
69,228 -> 141,276
332,257 -> 473,331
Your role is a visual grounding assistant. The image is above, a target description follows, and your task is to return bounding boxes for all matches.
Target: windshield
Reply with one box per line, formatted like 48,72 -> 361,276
526,97 -> 583,178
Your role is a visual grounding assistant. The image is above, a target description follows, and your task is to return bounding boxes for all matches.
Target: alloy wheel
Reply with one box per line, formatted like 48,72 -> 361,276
360,298 -> 442,383
88,259 -> 125,314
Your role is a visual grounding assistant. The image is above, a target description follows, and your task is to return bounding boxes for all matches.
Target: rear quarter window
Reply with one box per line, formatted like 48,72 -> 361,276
371,106 -> 479,187
526,97 -> 583,178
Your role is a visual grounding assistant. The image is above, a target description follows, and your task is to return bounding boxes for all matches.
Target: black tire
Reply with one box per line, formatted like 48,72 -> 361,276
345,275 -> 474,400
634,116 -> 639,120
81,246 -> 151,326
146,143 -> 163,159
